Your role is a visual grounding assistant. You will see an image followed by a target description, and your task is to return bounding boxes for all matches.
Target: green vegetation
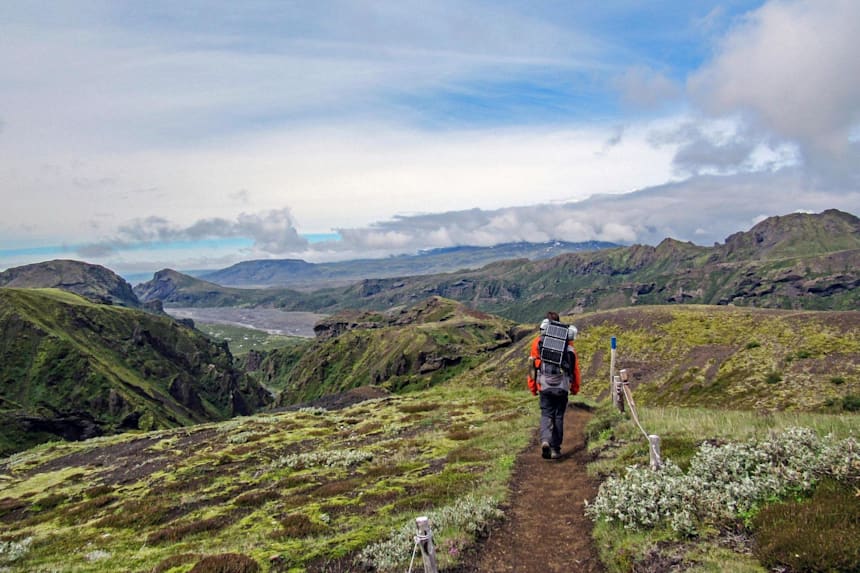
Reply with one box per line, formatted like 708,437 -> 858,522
0,385 -> 535,572
0,288 -> 270,456
195,322 -> 308,356
584,401 -> 860,573
265,297 -> 517,406
752,480 -> 860,571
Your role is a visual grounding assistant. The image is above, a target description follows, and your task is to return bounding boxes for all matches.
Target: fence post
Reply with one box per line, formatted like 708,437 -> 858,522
649,435 -> 662,470
610,337 -> 625,412
415,516 -> 438,573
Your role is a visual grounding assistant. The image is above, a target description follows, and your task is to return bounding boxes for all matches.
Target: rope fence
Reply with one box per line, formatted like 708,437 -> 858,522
610,337 -> 662,470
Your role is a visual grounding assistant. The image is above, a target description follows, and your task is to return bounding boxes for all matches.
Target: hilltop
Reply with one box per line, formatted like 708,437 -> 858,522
0,259 -> 141,308
0,288 -> 271,456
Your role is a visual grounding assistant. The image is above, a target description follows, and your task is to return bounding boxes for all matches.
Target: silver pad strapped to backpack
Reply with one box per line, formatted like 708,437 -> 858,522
539,321 -> 569,367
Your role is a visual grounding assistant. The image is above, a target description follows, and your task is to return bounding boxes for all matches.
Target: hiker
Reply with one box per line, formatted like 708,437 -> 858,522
527,311 -> 581,460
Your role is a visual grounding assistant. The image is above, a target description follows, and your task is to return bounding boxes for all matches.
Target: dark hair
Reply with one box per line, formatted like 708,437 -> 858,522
546,311 -> 559,322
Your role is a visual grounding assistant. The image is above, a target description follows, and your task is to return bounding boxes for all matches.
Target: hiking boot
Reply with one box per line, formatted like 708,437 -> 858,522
541,441 -> 551,459
550,448 -> 561,459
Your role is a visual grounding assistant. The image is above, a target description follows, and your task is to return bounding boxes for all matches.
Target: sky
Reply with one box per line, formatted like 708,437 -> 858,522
1,0 -> 859,276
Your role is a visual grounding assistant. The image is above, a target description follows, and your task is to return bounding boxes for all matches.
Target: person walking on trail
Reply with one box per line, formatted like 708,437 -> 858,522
527,311 -> 581,460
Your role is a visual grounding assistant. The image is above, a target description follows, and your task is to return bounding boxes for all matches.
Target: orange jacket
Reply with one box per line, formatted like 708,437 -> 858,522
527,335 -> 581,395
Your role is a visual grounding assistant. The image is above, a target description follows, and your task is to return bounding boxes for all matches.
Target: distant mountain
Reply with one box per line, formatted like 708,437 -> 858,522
198,240 -> 618,288
0,259 -> 141,307
133,268 -> 309,308
133,210 -> 860,322
720,208 -> 860,260
0,287 -> 271,455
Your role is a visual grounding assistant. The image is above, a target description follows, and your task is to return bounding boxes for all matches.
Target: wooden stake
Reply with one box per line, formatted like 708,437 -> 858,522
649,434 -> 662,471
415,516 -> 438,573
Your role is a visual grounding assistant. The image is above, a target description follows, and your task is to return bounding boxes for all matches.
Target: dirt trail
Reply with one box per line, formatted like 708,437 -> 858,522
466,404 -> 604,572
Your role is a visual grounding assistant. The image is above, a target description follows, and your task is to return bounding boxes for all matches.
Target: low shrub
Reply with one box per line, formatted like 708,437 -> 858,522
753,480 -> 860,572
446,428 -> 476,441
399,402 -> 440,413
586,427 -> 860,535
147,514 -> 233,545
0,537 -> 32,564
764,371 -> 782,384
189,553 -> 260,573
271,447 -> 373,471
843,394 -> 860,412
233,489 -> 279,507
152,553 -> 199,573
358,494 -> 502,571
274,513 -> 327,539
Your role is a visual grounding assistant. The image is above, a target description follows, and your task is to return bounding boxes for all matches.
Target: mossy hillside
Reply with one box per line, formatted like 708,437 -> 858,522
0,383 -> 535,572
565,305 -> 860,411
451,305 -> 860,415
268,298 -> 516,406
0,288 -> 270,456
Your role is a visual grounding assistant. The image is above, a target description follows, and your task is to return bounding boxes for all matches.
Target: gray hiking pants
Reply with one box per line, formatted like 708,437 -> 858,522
539,390 -> 569,449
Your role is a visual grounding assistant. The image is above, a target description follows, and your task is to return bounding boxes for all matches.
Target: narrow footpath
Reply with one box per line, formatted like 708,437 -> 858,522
466,404 -> 605,572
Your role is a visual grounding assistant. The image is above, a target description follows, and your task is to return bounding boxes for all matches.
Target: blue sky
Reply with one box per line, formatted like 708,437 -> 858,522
1,1 -> 858,275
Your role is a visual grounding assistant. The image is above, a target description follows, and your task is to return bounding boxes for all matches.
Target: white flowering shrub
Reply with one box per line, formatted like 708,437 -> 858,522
358,494 -> 503,572
586,428 -> 860,535
0,537 -> 32,564
84,549 -> 110,561
271,447 -> 373,470
298,406 -> 328,416
226,431 -> 258,445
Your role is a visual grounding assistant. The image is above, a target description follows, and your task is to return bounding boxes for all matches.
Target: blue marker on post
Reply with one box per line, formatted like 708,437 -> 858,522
611,336 -> 616,349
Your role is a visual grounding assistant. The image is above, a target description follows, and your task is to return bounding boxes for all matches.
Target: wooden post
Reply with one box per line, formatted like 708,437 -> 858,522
649,435 -> 662,471
609,336 -> 616,387
612,375 -> 624,412
610,337 -> 624,411
415,516 -> 438,573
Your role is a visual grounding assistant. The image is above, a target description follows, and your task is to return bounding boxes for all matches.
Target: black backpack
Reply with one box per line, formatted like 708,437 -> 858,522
538,320 -> 575,377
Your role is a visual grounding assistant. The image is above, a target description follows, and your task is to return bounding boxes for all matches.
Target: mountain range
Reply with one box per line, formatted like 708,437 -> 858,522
135,209 -> 860,322
198,240 -> 618,288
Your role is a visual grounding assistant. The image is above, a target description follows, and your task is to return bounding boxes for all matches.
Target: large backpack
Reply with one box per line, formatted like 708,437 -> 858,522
538,320 -> 575,378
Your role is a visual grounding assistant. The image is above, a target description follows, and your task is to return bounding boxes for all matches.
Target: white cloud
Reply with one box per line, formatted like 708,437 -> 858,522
689,0 -> 860,156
